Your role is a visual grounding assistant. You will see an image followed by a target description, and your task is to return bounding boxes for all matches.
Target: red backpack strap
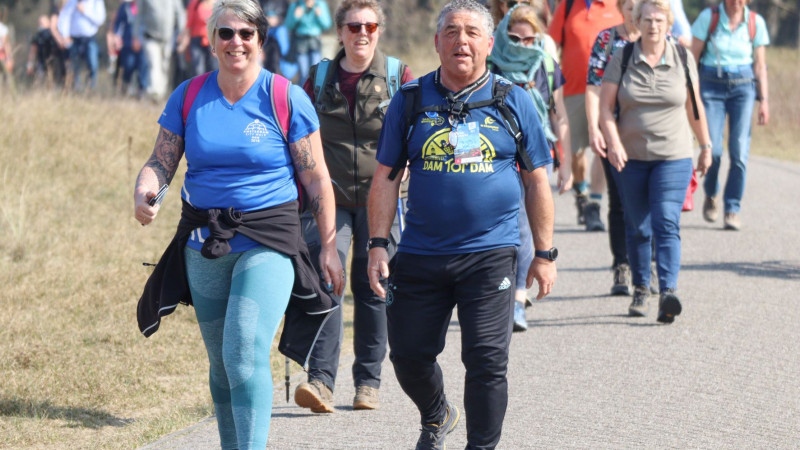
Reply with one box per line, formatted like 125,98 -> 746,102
748,10 -> 757,42
269,73 -> 292,142
182,71 -> 211,126
708,6 -> 720,39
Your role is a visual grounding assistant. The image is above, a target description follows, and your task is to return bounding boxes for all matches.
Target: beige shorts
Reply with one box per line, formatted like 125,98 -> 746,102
564,93 -> 590,153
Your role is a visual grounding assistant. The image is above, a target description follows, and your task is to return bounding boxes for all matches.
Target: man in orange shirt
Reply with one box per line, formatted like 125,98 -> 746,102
548,0 -> 620,231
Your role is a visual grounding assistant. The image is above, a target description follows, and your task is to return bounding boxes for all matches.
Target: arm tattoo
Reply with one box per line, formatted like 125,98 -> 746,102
146,127 -> 184,184
289,136 -> 317,173
309,194 -> 322,218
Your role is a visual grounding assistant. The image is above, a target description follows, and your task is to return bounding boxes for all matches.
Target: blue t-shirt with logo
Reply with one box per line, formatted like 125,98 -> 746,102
158,69 -> 319,252
377,72 -> 552,256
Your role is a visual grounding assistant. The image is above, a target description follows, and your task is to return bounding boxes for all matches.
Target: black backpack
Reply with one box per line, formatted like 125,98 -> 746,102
387,76 -> 534,181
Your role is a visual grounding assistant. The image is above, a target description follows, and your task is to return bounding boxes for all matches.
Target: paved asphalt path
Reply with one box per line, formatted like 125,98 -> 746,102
142,156 -> 800,449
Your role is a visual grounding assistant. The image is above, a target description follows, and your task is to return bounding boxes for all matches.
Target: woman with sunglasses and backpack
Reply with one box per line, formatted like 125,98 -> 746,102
134,1 -> 342,447
491,4 -> 572,332
292,0 -> 414,414
690,0 -> 770,231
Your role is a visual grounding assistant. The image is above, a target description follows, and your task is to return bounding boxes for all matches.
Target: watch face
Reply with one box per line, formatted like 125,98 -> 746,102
550,247 -> 558,260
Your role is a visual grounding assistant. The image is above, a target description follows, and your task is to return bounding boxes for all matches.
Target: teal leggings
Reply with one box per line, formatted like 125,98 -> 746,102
185,246 -> 294,450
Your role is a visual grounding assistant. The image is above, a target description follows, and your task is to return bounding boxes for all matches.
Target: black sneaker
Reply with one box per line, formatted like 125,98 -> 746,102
415,401 -> 460,450
657,289 -> 682,324
628,285 -> 649,317
611,263 -> 631,296
575,192 -> 588,225
583,202 -> 606,232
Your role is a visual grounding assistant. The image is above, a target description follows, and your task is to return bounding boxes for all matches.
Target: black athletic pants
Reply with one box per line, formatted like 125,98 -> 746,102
387,247 -> 516,450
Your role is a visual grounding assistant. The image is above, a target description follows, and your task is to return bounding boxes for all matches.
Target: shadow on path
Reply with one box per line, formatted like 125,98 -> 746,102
682,260 -> 800,281
0,397 -> 133,429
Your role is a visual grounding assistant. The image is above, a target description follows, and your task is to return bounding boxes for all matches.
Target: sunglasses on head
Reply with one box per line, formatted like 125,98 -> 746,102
344,22 -> 379,33
507,33 -> 537,46
505,0 -> 531,7
216,26 -> 257,41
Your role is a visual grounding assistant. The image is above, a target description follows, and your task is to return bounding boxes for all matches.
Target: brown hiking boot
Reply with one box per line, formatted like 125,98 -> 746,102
353,385 -> 380,410
294,379 -> 334,413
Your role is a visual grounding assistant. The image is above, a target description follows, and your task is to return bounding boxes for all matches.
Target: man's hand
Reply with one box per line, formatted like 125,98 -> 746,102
319,245 -> 344,297
527,258 -> 556,300
367,247 -> 391,299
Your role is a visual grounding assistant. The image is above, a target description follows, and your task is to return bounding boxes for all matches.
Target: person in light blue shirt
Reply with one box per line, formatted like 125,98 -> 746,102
669,0 -> 691,46
690,0 -> 769,231
284,0 -> 332,81
57,0 -> 106,90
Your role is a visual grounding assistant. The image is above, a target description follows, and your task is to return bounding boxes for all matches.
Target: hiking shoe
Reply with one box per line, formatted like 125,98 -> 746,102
724,213 -> 741,231
415,401 -> 460,450
583,202 -> 605,232
611,263 -> 631,296
649,260 -> 659,294
628,285 -> 649,317
295,379 -> 334,413
513,301 -> 528,332
575,192 -> 588,225
702,196 -> 718,222
657,289 -> 682,324
353,385 -> 379,410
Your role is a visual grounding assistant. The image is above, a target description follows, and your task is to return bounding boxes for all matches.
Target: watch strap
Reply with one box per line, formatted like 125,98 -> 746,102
367,237 -> 390,250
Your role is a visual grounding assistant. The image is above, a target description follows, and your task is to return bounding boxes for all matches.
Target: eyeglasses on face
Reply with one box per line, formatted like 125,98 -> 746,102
507,33 -> 537,46
216,26 -> 257,41
505,0 -> 531,7
344,22 -> 379,33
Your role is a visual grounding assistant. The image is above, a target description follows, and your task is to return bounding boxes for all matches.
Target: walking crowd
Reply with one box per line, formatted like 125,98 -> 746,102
0,0 -> 770,448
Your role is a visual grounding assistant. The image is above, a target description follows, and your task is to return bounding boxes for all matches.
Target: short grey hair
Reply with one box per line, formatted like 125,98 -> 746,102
437,0 -> 495,37
207,0 -> 269,47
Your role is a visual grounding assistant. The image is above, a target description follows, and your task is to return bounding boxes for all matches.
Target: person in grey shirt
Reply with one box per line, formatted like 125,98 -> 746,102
134,0 -> 185,99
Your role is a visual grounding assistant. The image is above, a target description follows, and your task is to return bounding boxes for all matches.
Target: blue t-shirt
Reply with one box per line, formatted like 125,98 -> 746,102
691,5 -> 769,67
158,69 -> 319,252
377,72 -> 552,256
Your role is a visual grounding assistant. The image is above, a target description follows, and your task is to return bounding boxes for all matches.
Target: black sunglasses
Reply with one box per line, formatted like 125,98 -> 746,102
344,22 -> 379,33
508,33 -> 537,46
505,0 -> 531,7
216,26 -> 257,42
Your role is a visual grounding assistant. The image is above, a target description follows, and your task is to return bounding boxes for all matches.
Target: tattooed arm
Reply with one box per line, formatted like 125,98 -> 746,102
289,130 -> 343,296
133,127 -> 185,226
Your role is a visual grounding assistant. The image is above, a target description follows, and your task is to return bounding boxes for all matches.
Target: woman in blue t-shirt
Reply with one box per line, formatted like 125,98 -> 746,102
133,1 -> 342,447
491,4 -> 572,332
690,0 -> 770,231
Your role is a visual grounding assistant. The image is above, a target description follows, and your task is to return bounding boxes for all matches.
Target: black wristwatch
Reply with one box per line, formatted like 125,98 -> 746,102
367,237 -> 390,251
534,247 -> 558,261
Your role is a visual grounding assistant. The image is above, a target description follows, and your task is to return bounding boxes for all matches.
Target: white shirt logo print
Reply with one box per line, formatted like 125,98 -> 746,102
244,119 -> 269,142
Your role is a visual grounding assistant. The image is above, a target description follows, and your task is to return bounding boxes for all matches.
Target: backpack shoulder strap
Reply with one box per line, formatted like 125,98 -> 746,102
615,41 -> 636,121
388,81 -> 420,181
747,10 -> 757,42
385,56 -> 402,98
675,43 -> 699,121
182,71 -> 212,126
492,77 -> 534,172
561,0 -> 575,46
269,73 -> 293,143
604,26 -> 618,65
543,53 -> 555,111
312,58 -> 331,105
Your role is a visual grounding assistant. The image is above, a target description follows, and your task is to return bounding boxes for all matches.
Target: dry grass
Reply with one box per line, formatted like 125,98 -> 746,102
0,45 -> 795,448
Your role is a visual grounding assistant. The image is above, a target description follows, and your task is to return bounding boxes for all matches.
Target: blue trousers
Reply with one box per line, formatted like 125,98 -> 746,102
699,65 -> 756,214
69,36 -> 99,90
185,247 -> 293,450
613,158 -> 692,292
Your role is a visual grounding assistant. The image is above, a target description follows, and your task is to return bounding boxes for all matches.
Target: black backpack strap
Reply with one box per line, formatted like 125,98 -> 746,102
675,43 -> 700,121
492,80 -> 534,172
389,84 -> 421,181
615,41 -> 636,122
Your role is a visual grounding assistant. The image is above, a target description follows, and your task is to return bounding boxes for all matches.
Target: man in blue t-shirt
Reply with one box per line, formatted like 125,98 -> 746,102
366,1 -> 557,448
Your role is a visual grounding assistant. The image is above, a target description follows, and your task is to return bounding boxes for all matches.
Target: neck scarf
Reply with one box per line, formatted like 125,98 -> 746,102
490,6 -> 557,142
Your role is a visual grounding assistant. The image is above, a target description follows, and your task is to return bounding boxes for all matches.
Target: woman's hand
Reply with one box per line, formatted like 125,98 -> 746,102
696,147 -> 712,177
134,187 -> 160,226
556,163 -> 573,194
588,126 -> 607,158
607,144 -> 628,172
319,245 -> 344,297
757,100 -> 769,126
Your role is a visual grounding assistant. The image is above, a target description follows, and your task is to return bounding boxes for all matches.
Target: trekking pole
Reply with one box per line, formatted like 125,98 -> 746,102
285,356 -> 290,403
